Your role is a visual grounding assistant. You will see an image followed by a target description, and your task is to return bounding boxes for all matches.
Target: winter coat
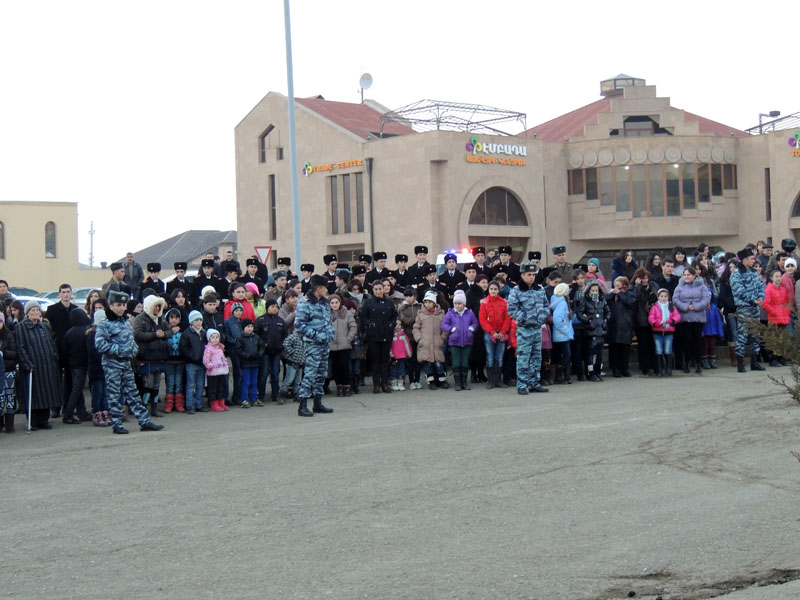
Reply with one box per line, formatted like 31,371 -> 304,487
633,282 -> 659,328
413,305 -> 446,363
95,313 -> 138,359
578,291 -> 610,339
124,261 -> 144,291
398,301 -> 422,341
441,308 -> 479,347
224,299 -> 256,322
763,283 -> 791,325
234,332 -> 263,369
780,273 -> 796,310
201,310 -> 226,346
203,342 -> 229,376
179,326 -> 206,365
86,328 -> 104,381
672,278 -> 711,324
0,329 -> 19,372
507,281 -> 549,329
465,283 -> 486,317
717,279 -> 736,315
610,257 -> 638,284
730,264 -> 765,310
606,289 -> 636,344
278,302 -> 296,332
15,318 -> 61,409
550,295 -> 574,342
62,309 -> 92,370
224,316 -> 244,348
390,330 -> 412,360
330,307 -> 358,352
479,295 -> 511,338
254,313 -> 287,356
295,292 -> 334,345
281,332 -> 305,368
648,303 -> 681,333
361,295 -> 398,343
133,298 -> 172,362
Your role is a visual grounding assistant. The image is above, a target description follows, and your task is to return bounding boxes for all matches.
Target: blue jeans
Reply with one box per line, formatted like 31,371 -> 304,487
725,313 -> 738,343
653,333 -> 674,355
484,332 -> 506,367
89,378 -> 106,413
258,354 -> 282,400
163,363 -> 184,394
280,364 -> 303,394
423,362 -> 445,377
241,367 -> 258,402
390,359 -> 406,379
185,364 -> 206,410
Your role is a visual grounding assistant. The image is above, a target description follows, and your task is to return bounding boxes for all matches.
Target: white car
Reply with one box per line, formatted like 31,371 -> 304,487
12,295 -> 55,311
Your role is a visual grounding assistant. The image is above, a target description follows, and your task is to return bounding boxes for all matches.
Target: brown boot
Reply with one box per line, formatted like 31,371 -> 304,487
164,393 -> 174,413
4,413 -> 15,434
728,343 -> 737,367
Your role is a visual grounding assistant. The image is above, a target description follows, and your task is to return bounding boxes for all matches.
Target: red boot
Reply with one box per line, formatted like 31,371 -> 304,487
219,398 -> 229,411
164,393 -> 174,413
210,399 -> 225,412
175,394 -> 186,413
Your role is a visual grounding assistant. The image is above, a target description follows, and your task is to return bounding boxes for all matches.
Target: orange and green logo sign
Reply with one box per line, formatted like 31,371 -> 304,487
465,136 -> 527,166
302,159 -> 363,176
789,131 -> 800,157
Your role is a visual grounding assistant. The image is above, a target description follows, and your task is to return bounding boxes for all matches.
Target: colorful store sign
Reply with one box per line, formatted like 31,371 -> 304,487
465,136 -> 527,166
302,159 -> 363,176
789,131 -> 800,157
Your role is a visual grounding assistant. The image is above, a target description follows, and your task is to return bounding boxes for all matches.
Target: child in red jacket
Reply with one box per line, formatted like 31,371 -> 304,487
648,288 -> 681,376
479,281 -> 511,389
764,269 -> 790,366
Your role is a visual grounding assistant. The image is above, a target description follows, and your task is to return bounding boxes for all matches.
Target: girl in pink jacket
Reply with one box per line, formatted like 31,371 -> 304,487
648,288 -> 681,377
203,329 -> 230,412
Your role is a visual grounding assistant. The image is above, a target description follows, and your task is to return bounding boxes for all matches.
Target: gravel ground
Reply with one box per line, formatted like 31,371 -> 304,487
3,367 -> 800,599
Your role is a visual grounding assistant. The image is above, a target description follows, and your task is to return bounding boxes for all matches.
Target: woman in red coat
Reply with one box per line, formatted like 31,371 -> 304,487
479,280 -> 511,389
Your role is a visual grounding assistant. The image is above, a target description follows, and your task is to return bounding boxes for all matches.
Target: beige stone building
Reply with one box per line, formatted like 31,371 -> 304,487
236,76 -> 800,270
0,201 -> 106,292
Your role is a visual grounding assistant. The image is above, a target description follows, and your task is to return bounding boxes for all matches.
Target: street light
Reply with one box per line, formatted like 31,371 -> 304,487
758,110 -> 781,134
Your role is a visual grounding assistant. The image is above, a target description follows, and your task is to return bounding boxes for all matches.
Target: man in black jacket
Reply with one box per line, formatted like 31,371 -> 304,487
407,245 -> 431,289
361,280 -> 398,393
61,309 -> 92,423
652,258 -> 680,297
193,258 -> 226,304
472,246 -> 495,281
166,262 -> 192,297
238,258 -> 266,293
45,283 -> 79,417
438,253 -> 466,302
365,252 -> 390,287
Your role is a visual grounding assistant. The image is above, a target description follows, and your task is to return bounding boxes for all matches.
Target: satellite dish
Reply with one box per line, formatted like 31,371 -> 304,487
359,73 -> 373,91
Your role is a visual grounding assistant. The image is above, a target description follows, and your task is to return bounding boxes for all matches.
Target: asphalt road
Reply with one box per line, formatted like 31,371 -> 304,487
3,367 -> 800,600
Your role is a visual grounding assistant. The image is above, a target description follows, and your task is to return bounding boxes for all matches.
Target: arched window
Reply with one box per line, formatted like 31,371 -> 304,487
792,191 -> 800,218
469,187 -> 528,226
0,221 -> 4,259
45,221 -> 56,258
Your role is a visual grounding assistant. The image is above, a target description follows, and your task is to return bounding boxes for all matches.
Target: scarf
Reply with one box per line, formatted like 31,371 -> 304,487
657,301 -> 670,326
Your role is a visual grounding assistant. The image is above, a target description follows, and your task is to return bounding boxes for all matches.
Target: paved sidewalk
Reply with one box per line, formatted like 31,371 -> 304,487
3,367 -> 800,599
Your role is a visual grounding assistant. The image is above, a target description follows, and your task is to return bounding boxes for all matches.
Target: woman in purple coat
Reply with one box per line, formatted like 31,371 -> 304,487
441,290 -> 479,391
672,266 -> 712,374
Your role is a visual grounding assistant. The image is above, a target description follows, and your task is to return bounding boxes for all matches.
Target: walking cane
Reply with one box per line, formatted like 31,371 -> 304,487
26,370 -> 32,434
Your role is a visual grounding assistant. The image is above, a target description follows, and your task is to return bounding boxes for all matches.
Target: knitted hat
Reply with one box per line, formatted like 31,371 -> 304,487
240,318 -> 254,329
554,283 -> 569,297
786,258 -> 797,269
188,310 -> 203,324
93,310 -> 107,324
264,299 -> 278,311
230,302 -> 244,314
245,282 -> 260,296
201,285 -> 216,299
588,258 -> 600,268
423,290 -> 438,303
207,328 -> 220,341
24,299 -> 40,315
453,290 -> 467,304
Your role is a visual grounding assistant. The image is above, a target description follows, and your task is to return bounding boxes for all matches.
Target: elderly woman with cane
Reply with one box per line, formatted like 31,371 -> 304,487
15,300 -> 61,430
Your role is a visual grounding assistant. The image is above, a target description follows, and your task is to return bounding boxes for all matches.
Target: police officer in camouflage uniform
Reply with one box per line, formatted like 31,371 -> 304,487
94,289 -> 165,434
507,262 -> 550,395
294,275 -> 335,417
730,248 -> 766,373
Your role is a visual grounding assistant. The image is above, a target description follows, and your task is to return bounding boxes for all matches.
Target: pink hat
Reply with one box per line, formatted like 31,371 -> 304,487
245,282 -> 260,295
453,290 -> 467,304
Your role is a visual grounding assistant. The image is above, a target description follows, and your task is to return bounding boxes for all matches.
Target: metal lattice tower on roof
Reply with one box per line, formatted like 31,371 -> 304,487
379,100 -> 526,137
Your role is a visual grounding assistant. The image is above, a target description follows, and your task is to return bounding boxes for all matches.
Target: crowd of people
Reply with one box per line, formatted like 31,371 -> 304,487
0,237 -> 793,435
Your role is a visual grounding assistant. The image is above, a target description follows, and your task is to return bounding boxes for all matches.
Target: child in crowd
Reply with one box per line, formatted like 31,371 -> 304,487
397,289 -> 422,390
234,319 -> 263,407
550,283 -> 574,384
479,280 -> 511,390
441,289 -> 479,391
390,321 -> 412,391
180,310 -> 208,414
203,329 -> 229,412
86,311 -> 110,425
279,329 -> 305,403
763,267 -> 790,367
255,299 -> 286,403
648,288 -> 681,376
569,270 -> 589,381
579,280 -> 609,382
224,302 -> 245,406
413,291 -> 449,390
163,307 -> 185,412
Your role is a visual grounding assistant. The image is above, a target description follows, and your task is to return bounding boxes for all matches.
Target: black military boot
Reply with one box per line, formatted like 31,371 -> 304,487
313,395 -> 333,414
751,355 -> 765,371
298,398 -> 313,417
737,356 -> 746,373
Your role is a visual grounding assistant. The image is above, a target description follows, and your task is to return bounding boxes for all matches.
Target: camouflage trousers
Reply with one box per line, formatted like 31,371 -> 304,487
102,357 -> 152,428
516,326 -> 542,390
298,341 -> 329,399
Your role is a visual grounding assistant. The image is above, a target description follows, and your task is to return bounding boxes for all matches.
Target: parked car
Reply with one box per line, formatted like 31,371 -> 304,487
13,295 -> 55,311
9,287 -> 38,297
72,286 -> 98,304
35,290 -> 60,301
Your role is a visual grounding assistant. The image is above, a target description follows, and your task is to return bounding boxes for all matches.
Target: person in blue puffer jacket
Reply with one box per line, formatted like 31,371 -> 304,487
550,283 -> 574,384
294,275 -> 335,417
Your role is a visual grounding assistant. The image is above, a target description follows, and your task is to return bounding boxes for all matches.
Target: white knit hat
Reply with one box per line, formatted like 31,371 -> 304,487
785,258 -> 797,269
24,299 -> 40,314
554,283 -> 569,297
423,290 -> 438,303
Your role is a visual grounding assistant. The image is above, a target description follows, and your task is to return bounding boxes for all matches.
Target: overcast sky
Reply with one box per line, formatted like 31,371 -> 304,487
1,1 -> 795,265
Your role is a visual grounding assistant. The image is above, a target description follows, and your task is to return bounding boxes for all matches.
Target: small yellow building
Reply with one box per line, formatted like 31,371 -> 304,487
0,201 -> 106,293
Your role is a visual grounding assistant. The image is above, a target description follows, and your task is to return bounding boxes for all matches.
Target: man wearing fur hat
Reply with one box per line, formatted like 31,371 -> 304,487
322,254 -> 338,295
548,245 -> 573,281
95,289 -> 164,434
498,246 -> 520,286
192,258 -> 226,304
392,254 -> 410,290
471,246 -> 495,280
364,251 -> 390,287
507,262 -> 550,395
238,257 -> 267,293
166,262 -> 192,297
730,248 -> 766,373
294,275 -> 335,417
141,263 -> 166,297
102,262 -> 131,297
439,253 -> 466,303
407,245 -> 432,289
